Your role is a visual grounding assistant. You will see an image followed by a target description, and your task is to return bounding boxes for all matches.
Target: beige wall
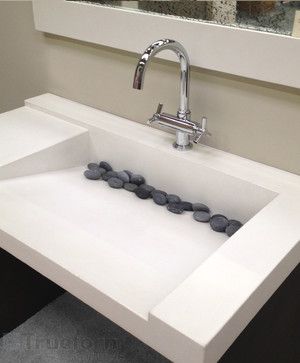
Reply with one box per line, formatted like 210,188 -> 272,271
0,1 -> 47,113
1,1 -> 300,175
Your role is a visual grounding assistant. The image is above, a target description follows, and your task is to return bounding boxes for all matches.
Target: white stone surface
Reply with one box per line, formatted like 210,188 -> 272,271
0,167 -> 226,317
1,94 -> 300,363
0,106 -> 89,179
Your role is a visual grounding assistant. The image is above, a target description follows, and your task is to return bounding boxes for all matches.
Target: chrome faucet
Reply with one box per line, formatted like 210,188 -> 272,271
133,39 -> 210,150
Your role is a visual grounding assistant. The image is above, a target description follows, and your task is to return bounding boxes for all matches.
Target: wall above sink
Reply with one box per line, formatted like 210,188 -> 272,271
2,2 -> 300,179
33,0 -> 300,88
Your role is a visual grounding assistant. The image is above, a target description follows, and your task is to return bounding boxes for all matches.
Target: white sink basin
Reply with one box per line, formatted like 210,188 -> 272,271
0,94 -> 299,363
0,166 -> 227,307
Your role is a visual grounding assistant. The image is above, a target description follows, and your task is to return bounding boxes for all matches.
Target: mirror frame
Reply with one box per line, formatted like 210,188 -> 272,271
33,0 -> 300,89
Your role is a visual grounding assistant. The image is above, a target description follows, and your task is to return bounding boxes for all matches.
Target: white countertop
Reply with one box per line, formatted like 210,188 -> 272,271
0,94 -> 299,363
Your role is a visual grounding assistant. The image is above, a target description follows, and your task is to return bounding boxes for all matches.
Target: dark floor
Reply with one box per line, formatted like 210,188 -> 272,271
0,248 -> 63,335
0,293 -> 169,363
0,247 -> 299,363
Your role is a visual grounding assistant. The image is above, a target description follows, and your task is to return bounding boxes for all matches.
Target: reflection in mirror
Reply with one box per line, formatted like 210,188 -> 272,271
75,1 -> 300,36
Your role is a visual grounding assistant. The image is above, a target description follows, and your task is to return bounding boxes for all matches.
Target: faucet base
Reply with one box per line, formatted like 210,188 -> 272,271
173,130 -> 192,151
173,141 -> 193,151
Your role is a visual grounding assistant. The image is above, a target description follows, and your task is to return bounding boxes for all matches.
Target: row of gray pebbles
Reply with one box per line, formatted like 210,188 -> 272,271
84,161 -> 243,237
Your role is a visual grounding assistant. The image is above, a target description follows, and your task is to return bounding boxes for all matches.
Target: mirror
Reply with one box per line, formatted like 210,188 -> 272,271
76,1 -> 300,36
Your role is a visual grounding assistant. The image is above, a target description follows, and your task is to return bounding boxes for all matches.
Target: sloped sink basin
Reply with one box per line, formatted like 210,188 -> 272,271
1,94 -> 299,363
0,167 -> 227,294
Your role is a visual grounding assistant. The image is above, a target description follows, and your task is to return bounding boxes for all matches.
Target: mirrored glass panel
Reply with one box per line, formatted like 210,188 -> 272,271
74,1 -> 300,36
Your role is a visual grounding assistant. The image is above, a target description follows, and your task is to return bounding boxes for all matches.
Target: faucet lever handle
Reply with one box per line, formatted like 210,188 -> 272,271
201,116 -> 211,136
193,132 -> 203,144
193,117 -> 211,144
156,103 -> 163,115
148,103 -> 164,125
201,116 -> 207,130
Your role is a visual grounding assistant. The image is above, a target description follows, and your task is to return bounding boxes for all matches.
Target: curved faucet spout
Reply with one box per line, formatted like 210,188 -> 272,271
133,39 -> 190,119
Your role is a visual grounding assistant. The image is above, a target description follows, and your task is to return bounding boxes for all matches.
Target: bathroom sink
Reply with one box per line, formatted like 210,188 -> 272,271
0,94 -> 299,363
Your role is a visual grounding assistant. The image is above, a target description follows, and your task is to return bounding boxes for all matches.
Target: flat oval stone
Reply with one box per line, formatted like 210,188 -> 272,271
84,169 -> 102,180
167,194 -> 181,203
152,191 -> 167,206
167,202 -> 184,214
179,201 -> 193,211
102,171 -> 118,181
192,203 -> 210,213
135,186 -> 151,199
151,189 -> 167,197
108,177 -> 124,189
193,211 -> 210,222
99,167 -> 107,175
99,161 -> 113,171
87,163 -> 99,171
117,171 -> 130,183
124,183 -> 138,192
228,219 -> 243,228
124,170 -> 133,178
226,223 -> 242,237
130,174 -> 145,186
210,214 -> 229,232
140,184 -> 155,196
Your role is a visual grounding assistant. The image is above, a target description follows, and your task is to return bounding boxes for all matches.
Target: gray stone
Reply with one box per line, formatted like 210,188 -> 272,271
108,177 -> 124,189
226,223 -> 242,237
124,183 -> 138,192
228,219 -> 243,227
140,184 -> 155,196
210,214 -> 229,232
151,189 -> 167,197
193,211 -> 211,223
117,171 -> 130,183
102,171 -> 118,181
130,174 -> 145,186
167,202 -> 184,214
192,203 -> 210,213
124,170 -> 133,178
152,191 -> 167,206
84,169 -> 102,180
98,167 -> 106,175
88,166 -> 106,175
135,186 -> 151,199
87,163 -> 99,171
99,161 -> 113,171
167,194 -> 181,203
179,201 -> 193,211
